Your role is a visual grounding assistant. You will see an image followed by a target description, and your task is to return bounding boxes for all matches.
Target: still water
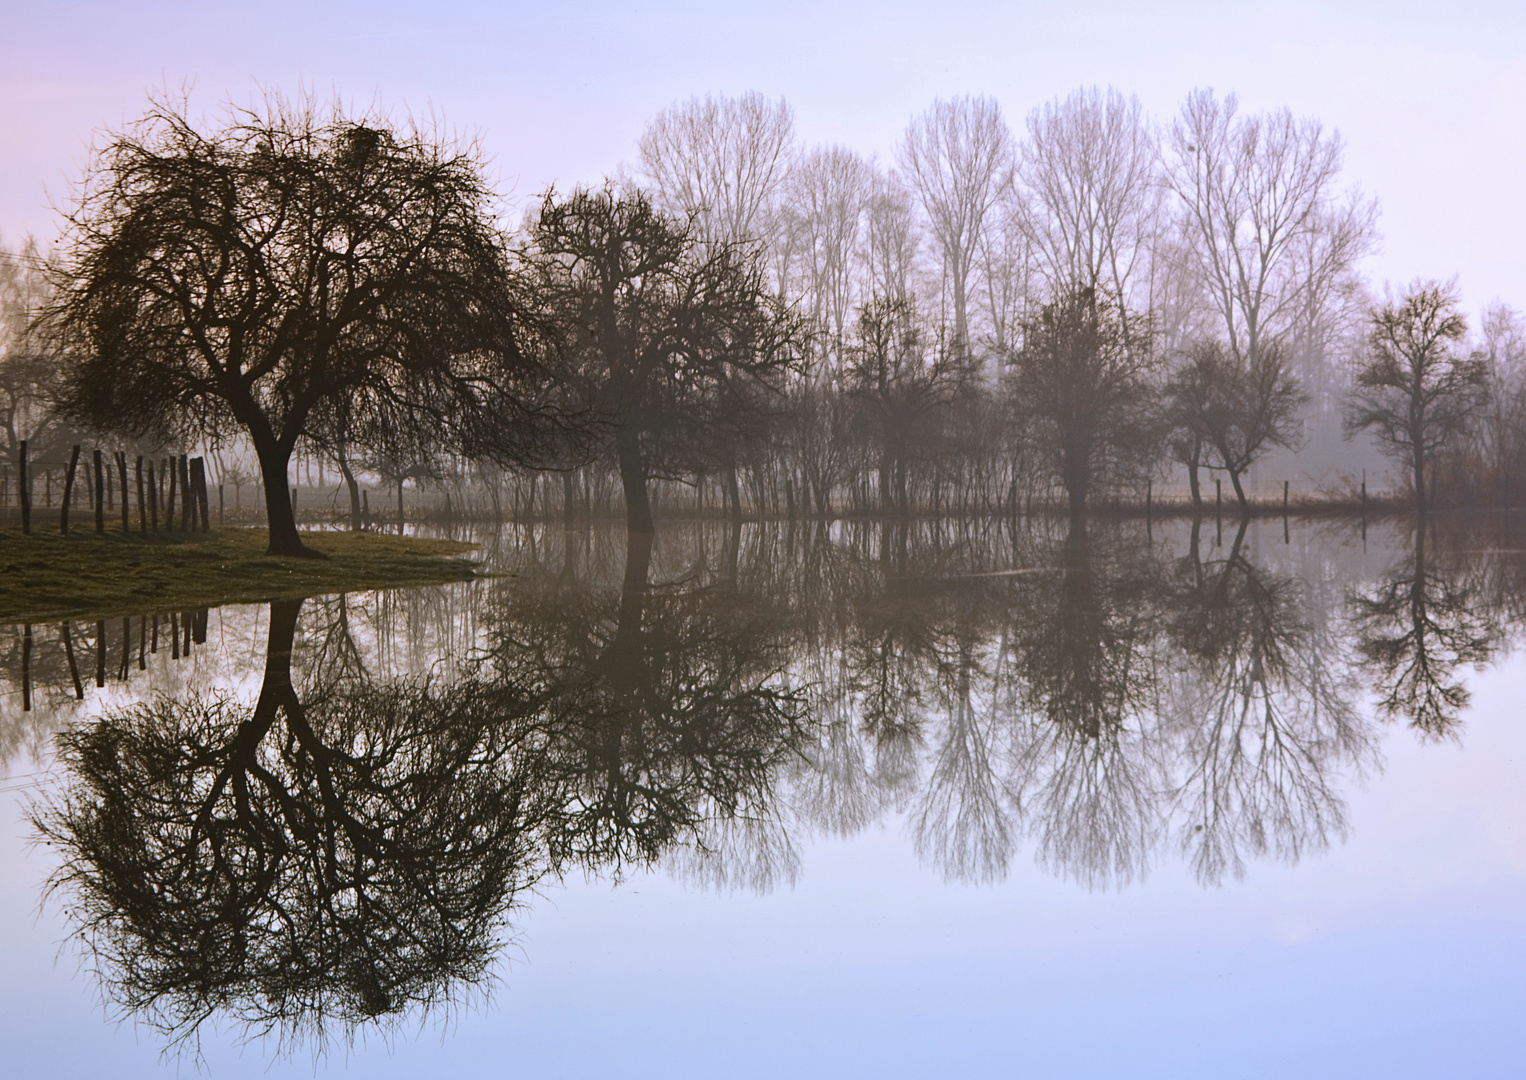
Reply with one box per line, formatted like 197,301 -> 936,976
2,515 -> 1523,1078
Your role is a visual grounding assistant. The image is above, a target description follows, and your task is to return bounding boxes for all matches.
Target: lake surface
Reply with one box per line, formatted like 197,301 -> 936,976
2,515 -> 1524,1078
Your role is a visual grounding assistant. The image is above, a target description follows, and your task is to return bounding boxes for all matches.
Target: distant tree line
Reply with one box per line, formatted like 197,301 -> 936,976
5,85 -> 1526,550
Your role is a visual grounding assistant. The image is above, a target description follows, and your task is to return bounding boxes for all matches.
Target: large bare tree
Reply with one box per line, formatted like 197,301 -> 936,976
637,91 -> 796,251
898,96 -> 1012,356
1016,86 -> 1164,313
1165,89 -> 1376,366
47,92 -> 528,557
783,144 -> 870,356
860,166 -> 920,311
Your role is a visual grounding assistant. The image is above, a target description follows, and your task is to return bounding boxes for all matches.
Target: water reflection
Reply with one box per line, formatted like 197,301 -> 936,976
12,514 -> 1526,1054
1351,519 -> 1498,738
35,599 -> 545,1053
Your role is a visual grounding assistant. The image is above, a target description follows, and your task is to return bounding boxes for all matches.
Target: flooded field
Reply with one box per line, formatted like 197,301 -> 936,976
2,514 -> 1523,1078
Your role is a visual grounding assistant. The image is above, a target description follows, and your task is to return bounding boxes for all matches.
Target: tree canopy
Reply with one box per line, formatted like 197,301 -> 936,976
47,92 -> 530,555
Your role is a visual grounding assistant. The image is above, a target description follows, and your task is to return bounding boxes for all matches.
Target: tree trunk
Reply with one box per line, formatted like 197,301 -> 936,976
725,464 -> 742,523
254,439 -> 318,557
617,432 -> 653,534
335,450 -> 361,531
18,440 -> 30,534
1187,443 -> 1203,509
1413,440 -> 1427,513
1227,466 -> 1249,512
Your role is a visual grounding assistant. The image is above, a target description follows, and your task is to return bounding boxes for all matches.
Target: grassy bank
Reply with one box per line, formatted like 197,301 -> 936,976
0,528 -> 484,622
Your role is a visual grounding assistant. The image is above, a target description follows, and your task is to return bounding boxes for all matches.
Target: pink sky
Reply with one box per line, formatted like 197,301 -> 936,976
4,0 -> 1524,315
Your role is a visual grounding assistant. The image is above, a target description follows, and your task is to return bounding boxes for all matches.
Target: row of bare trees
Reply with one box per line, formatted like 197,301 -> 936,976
621,87 -> 1523,516
637,87 -> 1377,401
7,85 -> 1523,549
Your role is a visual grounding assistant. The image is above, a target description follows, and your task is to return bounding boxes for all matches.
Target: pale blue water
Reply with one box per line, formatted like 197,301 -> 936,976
2,518 -> 1522,1079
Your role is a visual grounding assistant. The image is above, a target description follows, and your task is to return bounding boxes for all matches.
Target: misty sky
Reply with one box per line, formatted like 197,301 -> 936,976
3,0 -> 1524,315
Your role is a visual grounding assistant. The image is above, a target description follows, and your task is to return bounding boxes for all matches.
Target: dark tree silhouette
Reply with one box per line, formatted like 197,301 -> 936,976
1165,340 -> 1306,512
519,185 -> 801,533
47,93 -> 527,556
842,295 -> 977,516
1345,281 -> 1487,512
1006,287 -> 1157,513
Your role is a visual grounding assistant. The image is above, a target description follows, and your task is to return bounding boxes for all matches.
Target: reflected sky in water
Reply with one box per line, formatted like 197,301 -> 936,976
2,515 -> 1524,1077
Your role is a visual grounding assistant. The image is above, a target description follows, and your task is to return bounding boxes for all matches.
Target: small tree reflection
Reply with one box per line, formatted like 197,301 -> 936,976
1351,520 -> 1496,739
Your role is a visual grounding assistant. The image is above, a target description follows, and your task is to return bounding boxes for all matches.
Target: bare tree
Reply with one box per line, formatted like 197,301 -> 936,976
1165,339 -> 1307,511
860,165 -> 920,310
1345,280 -> 1488,511
520,186 -> 800,533
0,237 -> 82,463
1165,89 -> 1376,366
783,145 -> 870,355
975,183 -> 1035,362
1016,86 -> 1164,315
898,96 -> 1012,355
47,92 -> 528,557
637,91 -> 796,250
843,295 -> 976,515
1007,287 -> 1158,513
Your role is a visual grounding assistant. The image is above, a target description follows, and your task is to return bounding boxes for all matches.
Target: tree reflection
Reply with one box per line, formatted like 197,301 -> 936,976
1351,519 -> 1497,739
34,600 -> 544,1055
1164,519 -> 1373,884
485,529 -> 812,889
1001,516 -> 1164,889
25,511 -> 1522,1059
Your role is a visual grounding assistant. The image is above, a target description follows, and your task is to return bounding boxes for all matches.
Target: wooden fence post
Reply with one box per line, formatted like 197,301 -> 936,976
60,445 -> 80,534
179,456 -> 192,531
147,461 -> 159,533
21,624 -> 32,712
190,457 -> 209,531
19,440 -> 30,534
93,449 -> 105,536
117,452 -> 130,534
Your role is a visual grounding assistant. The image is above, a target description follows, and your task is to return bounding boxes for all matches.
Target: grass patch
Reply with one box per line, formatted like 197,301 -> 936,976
0,528 -> 485,622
